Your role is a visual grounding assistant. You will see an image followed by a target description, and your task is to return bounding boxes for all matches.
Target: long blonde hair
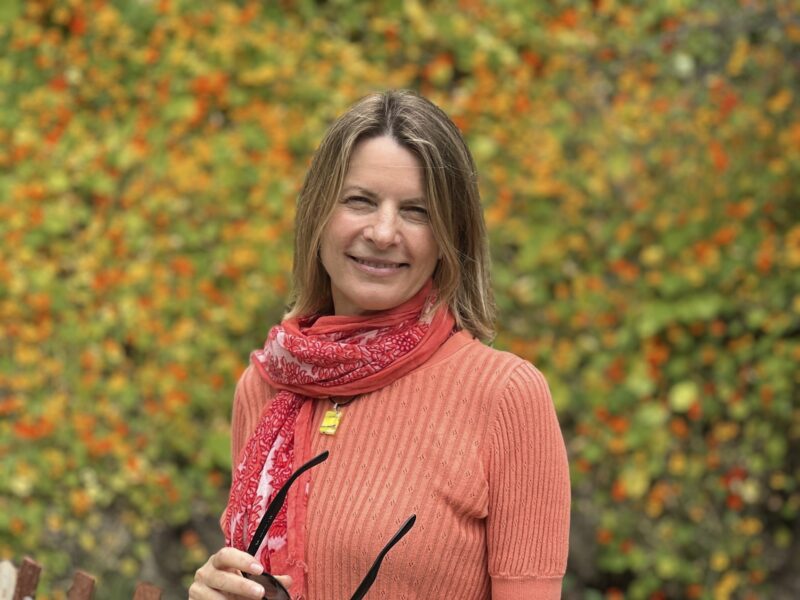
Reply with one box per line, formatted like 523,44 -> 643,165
287,90 -> 496,342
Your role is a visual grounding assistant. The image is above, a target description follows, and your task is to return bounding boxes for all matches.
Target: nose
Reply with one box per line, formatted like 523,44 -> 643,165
363,206 -> 400,249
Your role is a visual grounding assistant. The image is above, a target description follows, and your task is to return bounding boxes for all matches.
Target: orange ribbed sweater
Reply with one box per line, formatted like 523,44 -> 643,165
226,330 -> 570,599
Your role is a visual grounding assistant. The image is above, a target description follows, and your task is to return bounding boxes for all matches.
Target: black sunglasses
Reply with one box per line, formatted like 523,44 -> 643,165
243,450 -> 416,600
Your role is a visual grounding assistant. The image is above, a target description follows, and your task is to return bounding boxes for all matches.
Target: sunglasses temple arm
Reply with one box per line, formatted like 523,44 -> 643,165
246,450 -> 330,556
349,514 -> 416,600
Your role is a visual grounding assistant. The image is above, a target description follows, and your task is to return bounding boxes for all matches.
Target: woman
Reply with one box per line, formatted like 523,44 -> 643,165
190,90 -> 570,599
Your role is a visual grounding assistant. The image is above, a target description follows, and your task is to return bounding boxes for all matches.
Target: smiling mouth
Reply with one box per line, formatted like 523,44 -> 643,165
349,255 -> 408,269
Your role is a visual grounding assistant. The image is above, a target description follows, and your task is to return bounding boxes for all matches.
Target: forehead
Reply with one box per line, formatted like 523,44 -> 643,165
344,136 -> 425,198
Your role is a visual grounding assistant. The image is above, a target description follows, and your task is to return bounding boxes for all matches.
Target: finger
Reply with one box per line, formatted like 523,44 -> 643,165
188,579 -> 237,600
201,570 -> 265,599
211,547 -> 265,575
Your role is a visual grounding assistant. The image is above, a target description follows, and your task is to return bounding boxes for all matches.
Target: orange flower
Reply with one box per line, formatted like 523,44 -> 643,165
687,401 -> 702,421
552,8 -> 579,29
710,320 -> 726,336
70,489 -> 93,516
606,356 -> 626,383
612,479 -> 627,501
646,340 -> 670,367
181,530 -> 201,548
670,418 -> 689,438
168,363 -> 189,381
719,91 -> 739,117
609,416 -> 630,434
10,517 -> 25,536
69,12 -> 87,36
686,583 -> 703,598
713,225 -> 738,246
87,437 -> 114,457
13,416 -> 55,440
709,140 -> 729,172
726,494 -> 744,511
596,528 -> 613,544
0,396 -> 22,416
609,259 -> 639,282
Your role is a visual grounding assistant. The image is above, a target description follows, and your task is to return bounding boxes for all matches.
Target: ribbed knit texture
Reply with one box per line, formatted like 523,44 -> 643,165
225,331 -> 570,600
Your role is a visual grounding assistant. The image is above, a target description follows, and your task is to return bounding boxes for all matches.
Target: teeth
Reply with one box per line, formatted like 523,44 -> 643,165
355,257 -> 401,268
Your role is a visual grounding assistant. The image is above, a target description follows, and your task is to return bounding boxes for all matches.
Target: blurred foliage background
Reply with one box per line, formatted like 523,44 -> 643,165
1,0 -> 798,598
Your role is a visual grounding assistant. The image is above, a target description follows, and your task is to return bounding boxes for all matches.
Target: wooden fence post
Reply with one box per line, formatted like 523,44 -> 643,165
132,581 -> 162,600
11,557 -> 41,600
66,571 -> 95,600
1,557 -> 161,600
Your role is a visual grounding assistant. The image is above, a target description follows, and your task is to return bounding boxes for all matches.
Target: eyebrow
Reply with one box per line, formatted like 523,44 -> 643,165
341,185 -> 426,203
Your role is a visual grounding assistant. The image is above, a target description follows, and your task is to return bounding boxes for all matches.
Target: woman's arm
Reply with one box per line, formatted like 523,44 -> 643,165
218,364 -> 277,534
190,366 -> 286,600
230,364 -> 275,466
485,361 -> 571,600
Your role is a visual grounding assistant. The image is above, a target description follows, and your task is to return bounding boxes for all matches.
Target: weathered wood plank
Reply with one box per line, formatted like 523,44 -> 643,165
12,557 -> 41,600
66,570 -> 95,600
2,557 -> 161,600
132,581 -> 161,600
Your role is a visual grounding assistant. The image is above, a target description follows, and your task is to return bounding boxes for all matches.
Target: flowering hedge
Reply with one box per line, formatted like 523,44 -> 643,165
1,1 -> 798,598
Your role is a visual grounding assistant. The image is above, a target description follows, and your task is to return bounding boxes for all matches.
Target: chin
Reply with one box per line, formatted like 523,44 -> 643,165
332,278 -> 429,316
340,292 -> 408,316
358,299 -> 401,314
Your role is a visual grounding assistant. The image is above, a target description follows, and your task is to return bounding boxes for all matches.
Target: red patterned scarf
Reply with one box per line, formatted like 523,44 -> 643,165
221,282 -> 454,597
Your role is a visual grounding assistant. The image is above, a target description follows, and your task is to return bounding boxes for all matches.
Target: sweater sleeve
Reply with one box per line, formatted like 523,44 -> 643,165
485,361 -> 571,599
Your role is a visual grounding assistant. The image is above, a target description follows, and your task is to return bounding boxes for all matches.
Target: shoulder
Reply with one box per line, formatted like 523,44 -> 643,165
235,362 -> 271,394
451,337 -> 558,435
424,331 -> 555,429
234,363 -> 275,409
230,362 -> 278,463
468,338 -> 538,373
444,331 -> 548,393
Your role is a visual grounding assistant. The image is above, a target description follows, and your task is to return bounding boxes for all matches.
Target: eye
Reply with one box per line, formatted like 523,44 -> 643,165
403,205 -> 429,221
343,195 -> 373,207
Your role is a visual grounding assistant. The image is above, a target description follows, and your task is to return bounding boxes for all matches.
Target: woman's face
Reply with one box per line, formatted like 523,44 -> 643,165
319,135 -> 440,316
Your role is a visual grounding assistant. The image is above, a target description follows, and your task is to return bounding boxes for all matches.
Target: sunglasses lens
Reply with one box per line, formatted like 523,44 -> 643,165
244,572 -> 291,600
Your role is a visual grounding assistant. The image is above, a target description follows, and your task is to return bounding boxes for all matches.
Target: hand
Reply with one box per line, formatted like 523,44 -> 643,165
189,547 -> 293,599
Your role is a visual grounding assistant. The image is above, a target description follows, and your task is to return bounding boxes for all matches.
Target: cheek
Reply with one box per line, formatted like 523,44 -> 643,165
420,234 -> 441,270
320,213 -> 355,252
318,232 -> 337,276
420,220 -> 441,261
319,218 -> 342,258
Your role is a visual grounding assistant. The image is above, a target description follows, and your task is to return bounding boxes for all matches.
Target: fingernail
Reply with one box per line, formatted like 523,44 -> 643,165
250,562 -> 263,574
250,582 -> 265,596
